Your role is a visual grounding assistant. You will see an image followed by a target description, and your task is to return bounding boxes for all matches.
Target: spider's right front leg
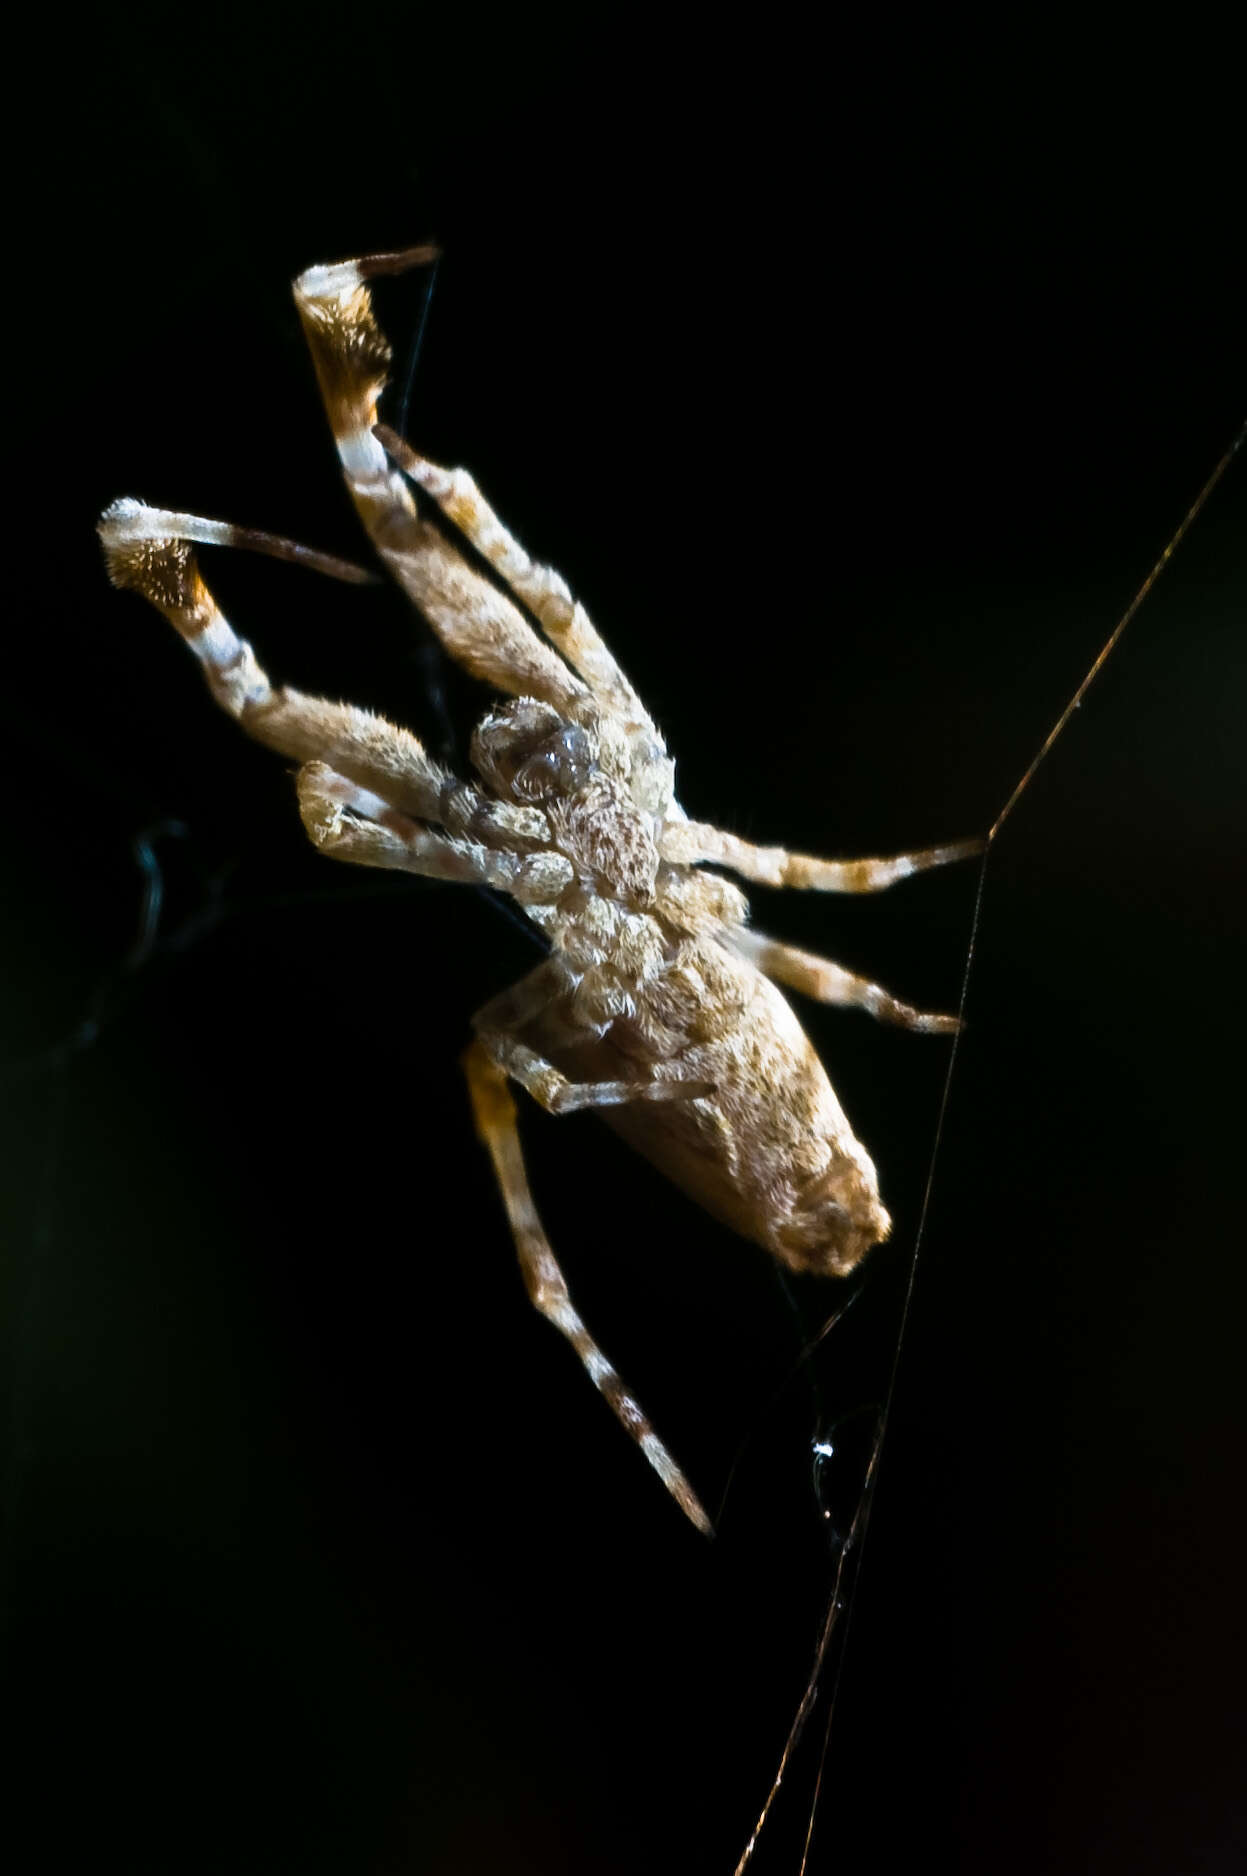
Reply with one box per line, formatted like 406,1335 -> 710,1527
462,1037 -> 713,1536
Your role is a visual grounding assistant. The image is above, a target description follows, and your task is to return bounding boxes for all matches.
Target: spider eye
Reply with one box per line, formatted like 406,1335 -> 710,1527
471,704 -> 597,801
512,748 -> 562,799
512,725 -> 594,800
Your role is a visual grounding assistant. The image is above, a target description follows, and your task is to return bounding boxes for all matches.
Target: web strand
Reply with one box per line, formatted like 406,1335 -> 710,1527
738,415 -> 1245,1873
990,419 -> 1245,841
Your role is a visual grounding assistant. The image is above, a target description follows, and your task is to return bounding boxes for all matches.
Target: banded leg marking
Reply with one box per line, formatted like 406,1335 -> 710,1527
732,928 -> 959,1033
660,821 -> 983,892
463,1040 -> 712,1535
298,765 -> 574,905
374,423 -> 653,731
98,505 -> 548,857
293,253 -> 587,713
97,499 -> 379,585
475,1028 -> 716,1115
99,503 -> 456,819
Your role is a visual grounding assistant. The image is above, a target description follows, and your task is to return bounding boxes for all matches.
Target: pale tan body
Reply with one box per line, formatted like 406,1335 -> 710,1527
524,941 -> 888,1273
99,246 -> 975,1533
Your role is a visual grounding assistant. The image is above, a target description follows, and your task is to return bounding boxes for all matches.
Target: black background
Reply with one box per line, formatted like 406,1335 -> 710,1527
4,11 -> 1245,1874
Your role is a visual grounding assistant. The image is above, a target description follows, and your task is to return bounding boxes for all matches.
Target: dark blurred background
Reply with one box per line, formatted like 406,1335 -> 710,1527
3,11 -> 1244,1873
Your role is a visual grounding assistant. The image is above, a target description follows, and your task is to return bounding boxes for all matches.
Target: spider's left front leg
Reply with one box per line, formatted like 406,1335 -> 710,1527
462,1037 -> 713,1536
293,252 -> 588,715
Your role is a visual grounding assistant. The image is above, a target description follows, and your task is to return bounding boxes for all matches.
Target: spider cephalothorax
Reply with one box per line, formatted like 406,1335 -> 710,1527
471,699 -> 598,803
100,245 -> 977,1534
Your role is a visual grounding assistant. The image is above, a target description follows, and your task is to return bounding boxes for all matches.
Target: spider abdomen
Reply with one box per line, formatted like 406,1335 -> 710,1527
544,940 -> 891,1278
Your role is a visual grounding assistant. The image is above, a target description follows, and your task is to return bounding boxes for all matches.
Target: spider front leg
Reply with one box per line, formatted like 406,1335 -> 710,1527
374,424 -> 655,735
99,504 -> 446,808
293,252 -> 588,714
98,505 -> 548,856
463,1039 -> 713,1536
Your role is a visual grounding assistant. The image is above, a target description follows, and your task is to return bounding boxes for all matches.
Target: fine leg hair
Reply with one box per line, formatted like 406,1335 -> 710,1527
374,422 -> 655,735
98,505 -> 544,853
293,251 -> 588,715
463,1039 -> 713,1535
660,820 -> 982,892
730,928 -> 958,1034
469,956 -> 576,1035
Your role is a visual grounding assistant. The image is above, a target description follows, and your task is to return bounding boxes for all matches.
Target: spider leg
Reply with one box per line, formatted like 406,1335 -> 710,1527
462,1039 -> 713,1535
659,820 -> 982,892
93,502 -> 380,584
730,928 -> 959,1033
296,765 -> 573,903
296,766 -> 519,885
99,504 -> 545,851
469,957 -> 575,1031
473,1024 -> 716,1115
293,252 -> 587,713
374,424 -> 655,735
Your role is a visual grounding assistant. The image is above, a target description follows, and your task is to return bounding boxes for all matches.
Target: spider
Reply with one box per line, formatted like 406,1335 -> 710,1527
99,245 -> 978,1535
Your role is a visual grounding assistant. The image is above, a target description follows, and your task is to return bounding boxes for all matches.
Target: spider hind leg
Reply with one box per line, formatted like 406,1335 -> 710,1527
462,1039 -> 713,1536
